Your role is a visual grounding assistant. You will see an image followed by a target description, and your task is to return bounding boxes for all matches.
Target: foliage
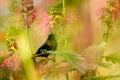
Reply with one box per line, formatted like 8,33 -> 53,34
0,0 -> 120,80
83,75 -> 120,80
65,0 -> 83,7
101,0 -> 120,42
105,52 -> 120,64
49,1 -> 63,15
48,51 -> 85,73
9,0 -> 21,13
6,27 -> 17,51
49,1 -> 65,28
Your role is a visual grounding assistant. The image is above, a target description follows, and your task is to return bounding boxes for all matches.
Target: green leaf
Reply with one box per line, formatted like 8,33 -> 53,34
0,68 -> 10,80
49,1 -> 63,15
84,75 -> 120,80
96,62 -> 112,69
105,52 -> 120,64
0,57 -> 4,64
47,51 -> 85,73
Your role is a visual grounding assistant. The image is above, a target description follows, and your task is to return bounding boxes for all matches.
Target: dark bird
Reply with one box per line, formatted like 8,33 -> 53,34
33,33 -> 57,60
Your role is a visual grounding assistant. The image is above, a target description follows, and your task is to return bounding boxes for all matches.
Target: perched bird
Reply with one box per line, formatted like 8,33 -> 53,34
33,33 -> 57,60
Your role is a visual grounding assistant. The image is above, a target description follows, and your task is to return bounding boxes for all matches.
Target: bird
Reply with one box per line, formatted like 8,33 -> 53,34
32,33 -> 57,61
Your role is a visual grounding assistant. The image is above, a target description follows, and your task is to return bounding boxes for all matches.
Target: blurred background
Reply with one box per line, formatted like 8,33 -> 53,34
1,0 -> 120,80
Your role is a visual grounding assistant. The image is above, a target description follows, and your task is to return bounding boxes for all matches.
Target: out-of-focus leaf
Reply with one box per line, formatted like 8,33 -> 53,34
9,0 -> 21,13
81,42 -> 106,60
78,42 -> 106,70
49,1 -> 63,15
35,58 -> 49,66
41,61 -> 72,80
96,62 -> 112,69
47,51 -> 85,73
0,68 -> 10,80
105,52 -> 120,64
46,42 -> 106,74
65,0 -> 83,7
0,29 -> 6,42
0,57 -> 4,64
85,75 -> 120,80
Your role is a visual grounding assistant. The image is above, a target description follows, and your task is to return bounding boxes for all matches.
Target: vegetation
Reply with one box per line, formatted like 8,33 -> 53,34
0,0 -> 120,80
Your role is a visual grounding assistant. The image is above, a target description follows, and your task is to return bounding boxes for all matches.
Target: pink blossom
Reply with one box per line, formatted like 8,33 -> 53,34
35,12 -> 52,35
0,54 -> 21,71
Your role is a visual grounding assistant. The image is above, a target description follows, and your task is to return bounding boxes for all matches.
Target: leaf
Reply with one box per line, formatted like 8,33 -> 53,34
105,52 -> 120,64
81,42 -> 106,60
49,1 -> 63,15
0,68 -> 10,80
84,75 -> 120,80
0,29 -> 6,42
42,61 -> 73,80
46,63 -> 71,76
47,42 -> 106,73
9,0 -> 21,13
80,42 -> 106,69
47,51 -> 85,73
96,62 -> 112,69
0,57 -> 4,64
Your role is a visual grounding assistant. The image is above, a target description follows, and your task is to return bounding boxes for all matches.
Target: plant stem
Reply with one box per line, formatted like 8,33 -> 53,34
20,1 -> 39,80
103,25 -> 112,43
63,0 -> 65,15
26,28 -> 33,54
66,72 -> 69,80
